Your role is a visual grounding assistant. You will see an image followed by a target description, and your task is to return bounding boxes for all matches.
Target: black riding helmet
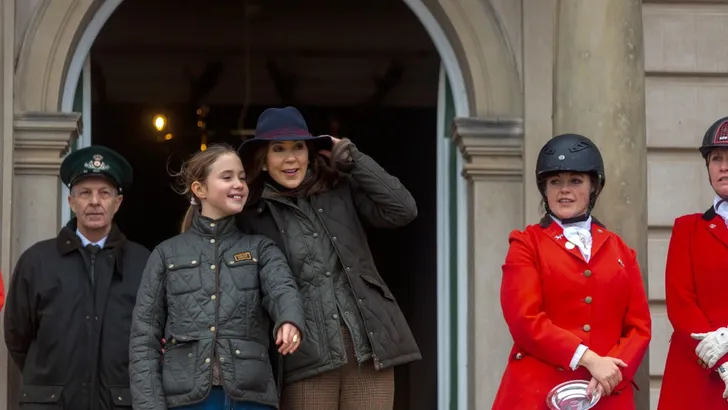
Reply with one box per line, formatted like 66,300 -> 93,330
536,133 -> 606,223
699,116 -> 728,160
700,117 -> 728,200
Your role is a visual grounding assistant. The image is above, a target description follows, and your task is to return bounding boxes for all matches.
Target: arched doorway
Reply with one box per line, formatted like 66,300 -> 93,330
65,1 -> 455,408
12,0 -> 522,408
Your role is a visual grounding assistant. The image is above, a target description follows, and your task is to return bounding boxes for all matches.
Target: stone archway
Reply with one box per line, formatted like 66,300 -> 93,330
8,0 -> 525,408
14,0 -> 521,117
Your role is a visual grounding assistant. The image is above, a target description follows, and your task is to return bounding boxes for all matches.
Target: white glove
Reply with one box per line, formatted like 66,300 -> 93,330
692,327 -> 728,368
717,363 -> 728,400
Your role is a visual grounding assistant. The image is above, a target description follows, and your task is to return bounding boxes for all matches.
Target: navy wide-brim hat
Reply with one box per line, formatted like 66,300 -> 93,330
60,145 -> 133,193
239,106 -> 333,154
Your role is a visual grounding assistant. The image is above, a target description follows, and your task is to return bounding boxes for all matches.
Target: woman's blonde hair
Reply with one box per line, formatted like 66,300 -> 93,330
170,143 -> 238,233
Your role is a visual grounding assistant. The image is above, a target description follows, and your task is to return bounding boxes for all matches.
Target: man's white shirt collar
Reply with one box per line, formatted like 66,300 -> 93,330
76,229 -> 107,248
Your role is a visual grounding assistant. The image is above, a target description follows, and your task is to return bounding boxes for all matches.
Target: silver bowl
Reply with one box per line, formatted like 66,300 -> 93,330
546,380 -> 601,410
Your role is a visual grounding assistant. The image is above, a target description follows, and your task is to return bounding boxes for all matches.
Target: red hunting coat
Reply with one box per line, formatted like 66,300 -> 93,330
658,209 -> 728,409
492,219 -> 652,410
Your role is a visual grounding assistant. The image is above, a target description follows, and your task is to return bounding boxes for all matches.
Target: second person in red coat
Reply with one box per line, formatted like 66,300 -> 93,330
492,133 -> 651,409
658,116 -> 728,409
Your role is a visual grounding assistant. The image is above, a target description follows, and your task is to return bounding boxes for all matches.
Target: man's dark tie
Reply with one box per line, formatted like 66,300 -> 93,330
85,244 -> 101,255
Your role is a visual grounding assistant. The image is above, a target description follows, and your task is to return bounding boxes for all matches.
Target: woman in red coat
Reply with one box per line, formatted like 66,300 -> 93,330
492,134 -> 652,409
658,117 -> 728,409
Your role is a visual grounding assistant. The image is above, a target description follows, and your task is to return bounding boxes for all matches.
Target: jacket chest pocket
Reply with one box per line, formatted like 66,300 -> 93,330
166,257 -> 203,295
225,259 -> 260,290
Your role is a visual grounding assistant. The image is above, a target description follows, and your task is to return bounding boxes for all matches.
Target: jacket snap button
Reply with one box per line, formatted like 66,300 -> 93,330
313,233 -> 319,238
118,397 -> 123,401
515,353 -> 523,360
236,350 -> 241,355
583,324 -> 591,332
210,239 -> 215,244
333,314 -> 339,320
325,272 -> 331,277
318,208 -> 323,212
168,264 -> 174,269
332,237 -> 337,241
205,358 -> 211,363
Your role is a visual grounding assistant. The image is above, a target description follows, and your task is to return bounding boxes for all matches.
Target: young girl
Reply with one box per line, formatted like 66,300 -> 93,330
129,144 -> 305,410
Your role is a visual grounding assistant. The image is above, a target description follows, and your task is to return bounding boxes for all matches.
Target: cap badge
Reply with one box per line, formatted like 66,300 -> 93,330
84,154 -> 110,172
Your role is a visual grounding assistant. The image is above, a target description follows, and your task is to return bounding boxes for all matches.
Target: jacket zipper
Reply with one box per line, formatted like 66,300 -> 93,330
210,233 -> 221,388
88,250 -> 97,410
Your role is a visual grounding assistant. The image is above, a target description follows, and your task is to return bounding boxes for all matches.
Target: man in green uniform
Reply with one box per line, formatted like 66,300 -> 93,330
4,145 -> 151,410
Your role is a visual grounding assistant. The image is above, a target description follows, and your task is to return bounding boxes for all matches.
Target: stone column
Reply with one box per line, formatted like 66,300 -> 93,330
452,116 -> 524,409
0,0 -> 13,409
553,1 -> 648,409
6,112 -> 79,410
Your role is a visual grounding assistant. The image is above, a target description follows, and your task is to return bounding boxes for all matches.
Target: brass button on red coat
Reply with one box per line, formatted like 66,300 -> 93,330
584,270 -> 592,277
585,296 -> 593,304
583,324 -> 591,332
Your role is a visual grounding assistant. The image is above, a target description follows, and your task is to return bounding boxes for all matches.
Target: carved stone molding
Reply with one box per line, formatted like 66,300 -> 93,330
13,111 -> 80,175
451,116 -> 524,180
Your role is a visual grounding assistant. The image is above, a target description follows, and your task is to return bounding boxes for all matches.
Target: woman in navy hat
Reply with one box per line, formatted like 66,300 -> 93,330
236,106 -> 421,409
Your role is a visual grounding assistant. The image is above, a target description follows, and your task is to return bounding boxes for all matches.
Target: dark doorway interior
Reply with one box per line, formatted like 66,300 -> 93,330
90,0 -> 440,407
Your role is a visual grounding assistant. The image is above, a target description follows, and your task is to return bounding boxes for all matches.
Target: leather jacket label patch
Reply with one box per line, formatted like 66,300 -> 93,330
234,252 -> 253,262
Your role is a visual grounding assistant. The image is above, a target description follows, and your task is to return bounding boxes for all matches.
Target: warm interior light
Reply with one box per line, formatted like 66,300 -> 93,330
200,143 -> 207,151
164,133 -> 173,140
153,114 -> 167,131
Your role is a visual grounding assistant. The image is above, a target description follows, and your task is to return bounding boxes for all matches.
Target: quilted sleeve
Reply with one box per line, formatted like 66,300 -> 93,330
129,248 -> 168,410
3,251 -> 36,370
257,238 -> 305,339
346,143 -> 418,229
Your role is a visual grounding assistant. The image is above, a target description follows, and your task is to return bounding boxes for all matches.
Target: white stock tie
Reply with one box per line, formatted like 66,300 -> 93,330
563,226 -> 592,262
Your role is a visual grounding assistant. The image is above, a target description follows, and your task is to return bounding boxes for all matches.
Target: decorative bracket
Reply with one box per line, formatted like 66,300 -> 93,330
451,116 -> 524,180
14,112 -> 80,175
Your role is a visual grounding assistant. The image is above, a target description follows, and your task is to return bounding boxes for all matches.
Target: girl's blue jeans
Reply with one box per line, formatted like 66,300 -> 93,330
175,386 -> 275,410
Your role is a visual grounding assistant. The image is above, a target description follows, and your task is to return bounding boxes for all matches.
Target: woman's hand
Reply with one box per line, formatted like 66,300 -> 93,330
276,323 -> 301,355
318,136 -> 341,159
579,350 -> 627,396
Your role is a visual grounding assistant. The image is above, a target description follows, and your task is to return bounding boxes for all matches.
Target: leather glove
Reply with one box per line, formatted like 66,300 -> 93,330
692,327 -> 728,368
329,138 -> 355,172
718,363 -> 728,400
